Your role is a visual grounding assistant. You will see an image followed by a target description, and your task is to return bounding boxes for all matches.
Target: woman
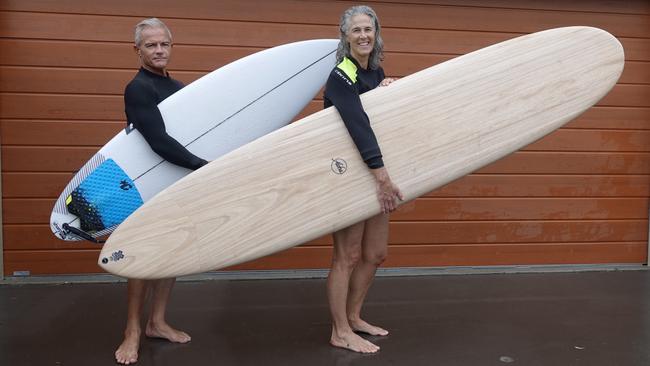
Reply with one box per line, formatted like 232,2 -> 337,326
323,5 -> 403,354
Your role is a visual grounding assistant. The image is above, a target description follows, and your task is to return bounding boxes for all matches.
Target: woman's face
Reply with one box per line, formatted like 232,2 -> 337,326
345,14 -> 375,64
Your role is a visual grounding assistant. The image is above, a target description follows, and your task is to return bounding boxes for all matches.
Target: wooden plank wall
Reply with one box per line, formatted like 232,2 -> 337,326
1,0 -> 649,275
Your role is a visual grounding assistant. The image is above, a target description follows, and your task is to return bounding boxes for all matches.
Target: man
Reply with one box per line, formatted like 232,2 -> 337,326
115,18 -> 207,365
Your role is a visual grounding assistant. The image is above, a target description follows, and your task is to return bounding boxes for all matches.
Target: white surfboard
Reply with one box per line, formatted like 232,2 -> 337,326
50,39 -> 338,241
98,27 -> 624,279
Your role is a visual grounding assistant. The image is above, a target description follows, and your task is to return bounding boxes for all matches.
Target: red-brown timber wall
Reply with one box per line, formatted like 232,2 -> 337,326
1,0 -> 649,275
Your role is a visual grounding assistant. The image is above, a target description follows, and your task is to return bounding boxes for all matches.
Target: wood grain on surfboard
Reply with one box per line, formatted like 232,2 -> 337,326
99,27 -> 624,279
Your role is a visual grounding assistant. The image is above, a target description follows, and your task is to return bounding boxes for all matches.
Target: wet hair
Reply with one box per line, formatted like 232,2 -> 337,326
336,5 -> 384,69
134,18 -> 172,47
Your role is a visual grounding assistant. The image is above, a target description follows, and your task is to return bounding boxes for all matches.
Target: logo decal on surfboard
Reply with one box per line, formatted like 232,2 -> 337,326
101,250 -> 125,264
120,180 -> 133,191
331,158 -> 348,174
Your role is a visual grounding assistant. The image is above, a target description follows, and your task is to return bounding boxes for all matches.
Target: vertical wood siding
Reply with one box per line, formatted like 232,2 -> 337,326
1,0 -> 649,275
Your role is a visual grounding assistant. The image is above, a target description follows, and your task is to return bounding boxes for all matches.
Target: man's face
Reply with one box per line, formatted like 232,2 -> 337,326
135,27 -> 172,75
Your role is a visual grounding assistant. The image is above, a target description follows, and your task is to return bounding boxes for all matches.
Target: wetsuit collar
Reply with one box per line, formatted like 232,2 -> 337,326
347,55 -> 369,71
139,67 -> 171,79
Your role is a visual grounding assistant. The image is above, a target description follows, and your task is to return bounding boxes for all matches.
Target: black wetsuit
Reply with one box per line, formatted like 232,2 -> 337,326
324,56 -> 385,169
124,67 -> 208,170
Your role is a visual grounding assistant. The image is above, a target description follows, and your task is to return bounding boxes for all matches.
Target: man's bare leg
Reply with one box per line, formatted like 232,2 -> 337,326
115,279 -> 147,365
145,278 -> 191,343
328,221 -> 380,353
347,213 -> 390,336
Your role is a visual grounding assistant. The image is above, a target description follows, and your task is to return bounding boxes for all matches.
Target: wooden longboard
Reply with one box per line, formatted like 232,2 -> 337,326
99,27 -> 624,279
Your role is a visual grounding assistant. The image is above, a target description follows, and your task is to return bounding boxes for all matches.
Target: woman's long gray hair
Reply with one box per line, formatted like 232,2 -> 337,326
336,5 -> 384,70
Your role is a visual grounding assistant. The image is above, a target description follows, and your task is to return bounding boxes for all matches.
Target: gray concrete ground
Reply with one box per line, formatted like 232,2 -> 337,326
1,270 -> 649,365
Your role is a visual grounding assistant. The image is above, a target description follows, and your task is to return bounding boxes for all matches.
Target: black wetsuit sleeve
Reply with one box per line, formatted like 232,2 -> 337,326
324,71 -> 384,169
125,81 -> 208,170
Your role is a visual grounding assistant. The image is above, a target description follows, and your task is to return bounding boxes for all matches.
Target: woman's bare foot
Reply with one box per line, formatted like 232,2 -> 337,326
349,318 -> 389,336
145,321 -> 191,343
330,328 -> 380,353
115,329 -> 141,365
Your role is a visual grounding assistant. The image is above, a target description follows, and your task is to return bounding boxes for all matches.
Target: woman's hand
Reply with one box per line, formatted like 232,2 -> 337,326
380,77 -> 397,87
371,167 -> 404,213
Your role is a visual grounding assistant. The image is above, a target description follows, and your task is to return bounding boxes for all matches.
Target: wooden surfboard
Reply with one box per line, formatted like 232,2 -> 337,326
99,27 -> 624,279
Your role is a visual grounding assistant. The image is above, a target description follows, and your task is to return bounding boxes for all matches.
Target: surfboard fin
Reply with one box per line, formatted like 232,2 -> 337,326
62,223 -> 106,244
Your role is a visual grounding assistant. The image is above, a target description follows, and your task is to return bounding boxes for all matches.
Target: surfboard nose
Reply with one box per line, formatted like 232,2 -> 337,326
575,26 -> 625,88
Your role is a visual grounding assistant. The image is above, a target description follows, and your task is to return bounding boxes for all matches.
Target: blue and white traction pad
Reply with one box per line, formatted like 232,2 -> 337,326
66,159 -> 143,233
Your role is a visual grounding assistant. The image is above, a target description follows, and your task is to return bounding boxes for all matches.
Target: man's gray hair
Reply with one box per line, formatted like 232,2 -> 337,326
134,18 -> 172,46
336,5 -> 384,70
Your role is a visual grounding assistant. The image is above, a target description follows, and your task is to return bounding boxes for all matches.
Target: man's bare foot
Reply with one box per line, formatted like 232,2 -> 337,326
115,329 -> 141,365
349,318 -> 389,336
145,321 -> 191,343
330,329 -> 380,353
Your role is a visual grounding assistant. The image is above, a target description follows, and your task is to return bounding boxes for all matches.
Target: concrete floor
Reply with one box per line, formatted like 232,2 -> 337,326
1,270 -> 650,365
